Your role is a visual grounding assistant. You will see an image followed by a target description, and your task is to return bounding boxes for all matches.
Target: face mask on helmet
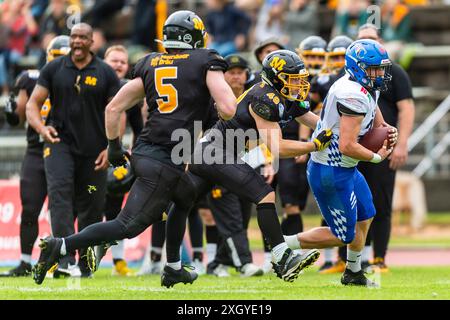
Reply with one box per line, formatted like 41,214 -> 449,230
46,35 -> 71,62
362,62 -> 392,91
326,49 -> 346,72
345,39 -> 392,92
277,70 -> 310,101
301,50 -> 326,76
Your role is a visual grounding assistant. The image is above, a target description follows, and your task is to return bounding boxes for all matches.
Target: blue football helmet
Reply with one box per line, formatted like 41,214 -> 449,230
345,39 -> 392,91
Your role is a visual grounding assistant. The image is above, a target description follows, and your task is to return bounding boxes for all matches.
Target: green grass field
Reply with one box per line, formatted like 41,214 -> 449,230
0,266 -> 449,300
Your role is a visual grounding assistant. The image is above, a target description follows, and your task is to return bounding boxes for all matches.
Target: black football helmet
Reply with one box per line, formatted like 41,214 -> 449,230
162,10 -> 207,50
46,35 -> 70,62
106,164 -> 135,196
296,36 -> 327,76
261,50 -> 310,102
326,35 -> 353,71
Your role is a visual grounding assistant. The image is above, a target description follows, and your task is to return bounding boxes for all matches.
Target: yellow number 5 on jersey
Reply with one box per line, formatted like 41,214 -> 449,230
155,67 -> 179,113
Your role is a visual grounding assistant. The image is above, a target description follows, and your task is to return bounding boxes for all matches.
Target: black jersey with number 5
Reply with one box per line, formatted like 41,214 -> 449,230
133,49 -> 227,150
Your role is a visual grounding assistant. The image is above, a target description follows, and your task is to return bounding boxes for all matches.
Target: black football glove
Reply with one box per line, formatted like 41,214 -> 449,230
5,93 -> 19,126
107,138 -> 130,168
313,129 -> 332,151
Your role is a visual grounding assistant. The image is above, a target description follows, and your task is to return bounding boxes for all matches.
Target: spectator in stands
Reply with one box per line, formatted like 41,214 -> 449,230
283,0 -> 319,49
132,0 -> 167,52
82,0 -> 126,29
1,0 -> 38,86
380,0 -> 412,60
205,0 -> 252,56
0,13 -> 8,96
357,23 -> 415,272
254,0 -> 285,45
333,0 -> 370,39
39,0 -> 71,38
92,28 -> 107,59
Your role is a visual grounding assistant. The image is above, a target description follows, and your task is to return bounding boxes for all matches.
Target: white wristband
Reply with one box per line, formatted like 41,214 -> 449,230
370,153 -> 382,163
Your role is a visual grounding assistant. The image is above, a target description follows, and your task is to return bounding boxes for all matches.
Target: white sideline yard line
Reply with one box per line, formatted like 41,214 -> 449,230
0,285 -> 278,294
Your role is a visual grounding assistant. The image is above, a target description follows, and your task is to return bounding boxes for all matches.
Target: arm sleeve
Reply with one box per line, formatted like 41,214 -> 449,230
205,49 -> 228,72
132,55 -> 150,79
392,64 -> 413,102
36,62 -> 53,89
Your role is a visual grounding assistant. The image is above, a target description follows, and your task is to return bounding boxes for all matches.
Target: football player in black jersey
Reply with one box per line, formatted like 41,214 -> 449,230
163,49 -> 332,286
0,36 -> 70,277
32,10 -> 236,286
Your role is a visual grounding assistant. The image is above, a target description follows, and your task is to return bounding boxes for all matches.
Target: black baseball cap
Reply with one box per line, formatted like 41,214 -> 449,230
224,54 -> 249,70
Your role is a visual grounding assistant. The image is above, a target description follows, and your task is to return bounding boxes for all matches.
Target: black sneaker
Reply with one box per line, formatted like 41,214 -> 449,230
341,268 -> 378,287
0,261 -> 32,277
161,265 -> 198,288
32,237 -> 63,285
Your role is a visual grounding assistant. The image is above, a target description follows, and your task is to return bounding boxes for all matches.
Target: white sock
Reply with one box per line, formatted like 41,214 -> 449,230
206,244 -> 217,264
111,240 -> 124,260
60,238 -> 66,255
21,254 -> 32,264
264,252 -> 271,263
362,245 -> 372,262
283,235 -> 301,250
167,261 -> 181,270
271,242 -> 289,263
324,248 -> 334,263
347,249 -> 362,272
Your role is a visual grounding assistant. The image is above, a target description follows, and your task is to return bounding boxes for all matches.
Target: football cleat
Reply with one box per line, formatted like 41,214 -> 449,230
371,257 -> 389,273
32,237 -> 63,285
319,258 -> 346,274
272,248 -> 320,282
112,260 -> 135,276
240,263 -> 264,277
161,265 -> 198,288
212,264 -> 230,277
341,268 -> 379,287
0,261 -> 32,277
191,259 -> 206,276
318,261 -> 333,273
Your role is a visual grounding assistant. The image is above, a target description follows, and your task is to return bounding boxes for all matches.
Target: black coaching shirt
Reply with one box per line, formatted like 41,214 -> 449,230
378,63 -> 413,127
37,54 -> 120,156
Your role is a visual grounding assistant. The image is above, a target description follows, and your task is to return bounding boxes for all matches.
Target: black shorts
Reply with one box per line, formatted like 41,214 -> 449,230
277,158 -> 309,210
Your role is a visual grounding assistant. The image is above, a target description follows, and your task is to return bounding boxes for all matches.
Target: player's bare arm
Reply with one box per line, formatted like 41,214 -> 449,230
296,111 -> 320,130
15,89 -> 29,124
250,106 -> 318,158
26,84 -> 60,144
339,114 -> 391,162
206,70 -> 236,120
105,77 -> 145,140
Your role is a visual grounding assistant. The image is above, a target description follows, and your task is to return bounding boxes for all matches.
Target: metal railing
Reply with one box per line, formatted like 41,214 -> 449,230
408,93 -> 450,177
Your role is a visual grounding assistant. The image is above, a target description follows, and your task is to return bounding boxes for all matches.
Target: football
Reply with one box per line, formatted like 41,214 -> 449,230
359,126 -> 391,152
